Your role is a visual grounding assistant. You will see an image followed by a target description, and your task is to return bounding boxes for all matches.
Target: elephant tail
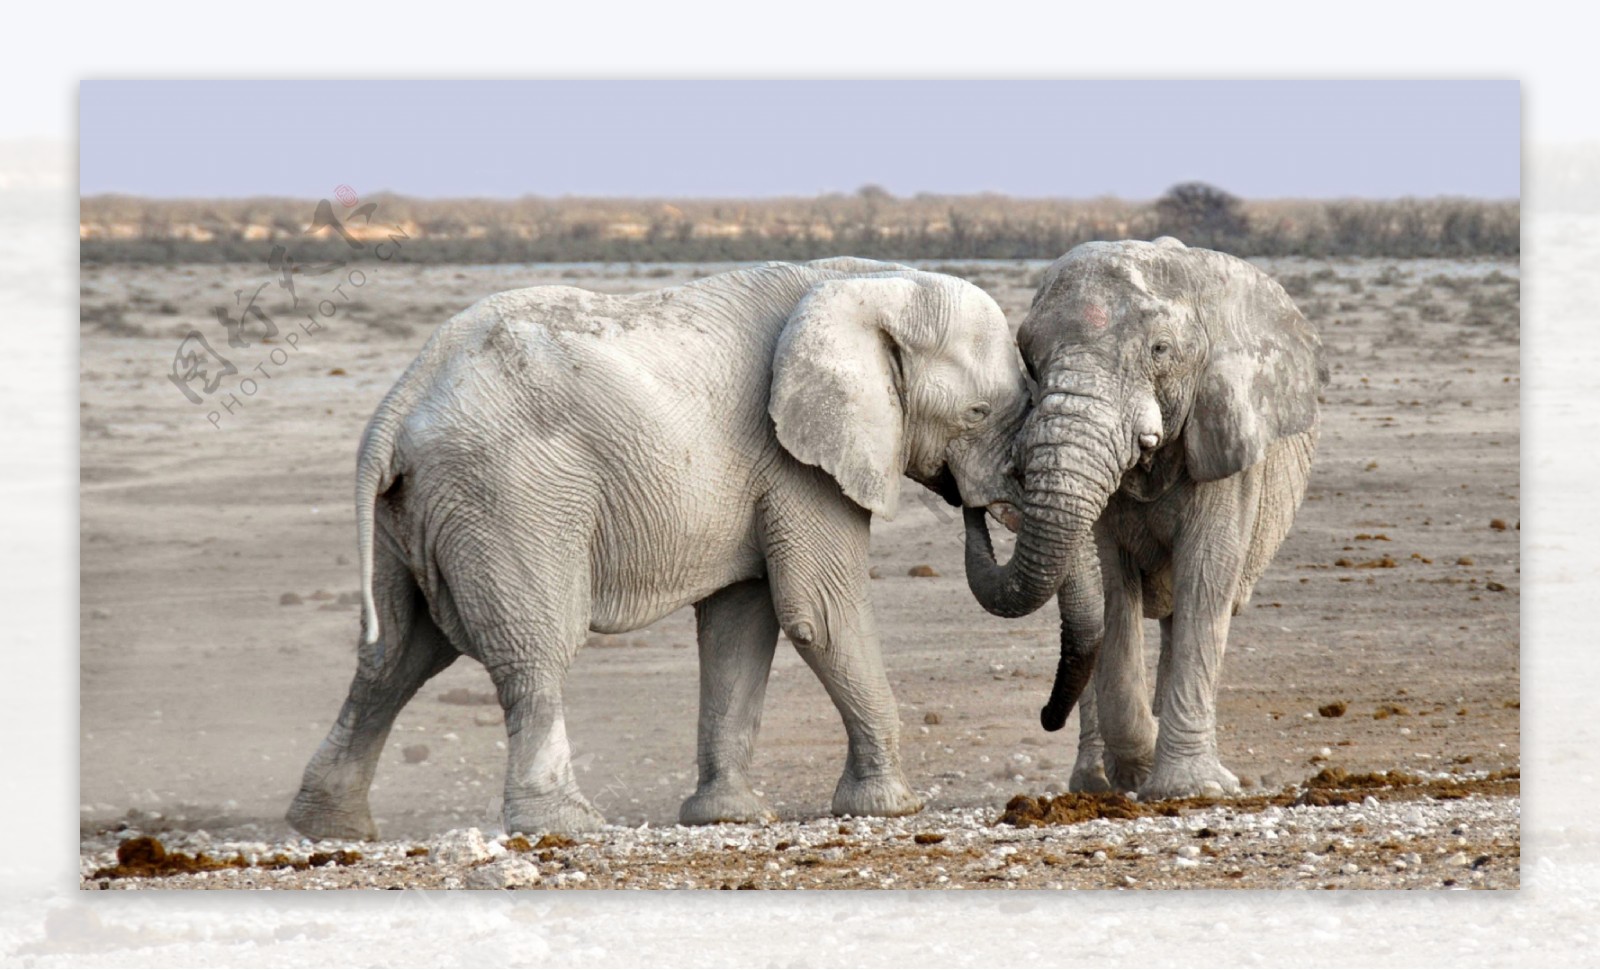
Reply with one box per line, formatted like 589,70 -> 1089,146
355,398 -> 404,647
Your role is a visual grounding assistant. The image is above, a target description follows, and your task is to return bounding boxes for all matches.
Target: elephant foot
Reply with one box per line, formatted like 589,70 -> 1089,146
1104,749 -> 1154,793
503,791 -> 607,837
286,787 -> 379,841
680,782 -> 776,826
1137,754 -> 1240,802
1068,745 -> 1112,793
832,768 -> 922,818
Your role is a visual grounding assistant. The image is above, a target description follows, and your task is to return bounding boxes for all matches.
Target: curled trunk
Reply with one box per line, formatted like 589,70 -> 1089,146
964,393 -> 1127,731
965,506 -> 1105,731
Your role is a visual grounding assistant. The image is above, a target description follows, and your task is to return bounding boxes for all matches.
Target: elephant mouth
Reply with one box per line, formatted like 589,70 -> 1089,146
986,501 -> 1022,534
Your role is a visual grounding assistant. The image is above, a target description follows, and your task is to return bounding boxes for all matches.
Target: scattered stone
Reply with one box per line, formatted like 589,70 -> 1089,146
429,828 -> 492,866
907,564 -> 940,578
279,592 -> 303,606
79,786 -> 1520,890
1489,518 -> 1508,531
923,712 -> 942,725
402,744 -> 430,764
464,857 -> 541,889
1318,701 -> 1348,718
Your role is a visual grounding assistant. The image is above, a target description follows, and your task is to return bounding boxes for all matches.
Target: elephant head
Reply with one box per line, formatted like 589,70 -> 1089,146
963,238 -> 1326,729
769,270 -> 1028,521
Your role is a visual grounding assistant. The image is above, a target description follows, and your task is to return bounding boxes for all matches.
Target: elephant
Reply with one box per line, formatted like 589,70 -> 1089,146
286,257 -> 1030,840
963,237 -> 1326,800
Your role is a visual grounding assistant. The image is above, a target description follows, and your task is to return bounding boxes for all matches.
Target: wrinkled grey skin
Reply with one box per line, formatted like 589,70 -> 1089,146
287,258 -> 1028,839
965,238 -> 1326,799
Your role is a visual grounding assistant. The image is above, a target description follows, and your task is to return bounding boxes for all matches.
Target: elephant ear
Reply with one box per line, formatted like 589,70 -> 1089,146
1183,253 -> 1328,482
770,276 -> 917,518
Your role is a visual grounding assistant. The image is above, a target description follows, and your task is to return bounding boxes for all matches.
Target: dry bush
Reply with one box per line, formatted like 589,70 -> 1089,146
80,189 -> 1520,264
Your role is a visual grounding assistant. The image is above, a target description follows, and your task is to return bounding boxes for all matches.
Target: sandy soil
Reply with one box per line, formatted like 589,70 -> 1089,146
78,256 -> 1520,889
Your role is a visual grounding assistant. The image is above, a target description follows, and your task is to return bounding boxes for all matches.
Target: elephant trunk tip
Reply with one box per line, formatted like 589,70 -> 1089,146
1039,646 -> 1096,733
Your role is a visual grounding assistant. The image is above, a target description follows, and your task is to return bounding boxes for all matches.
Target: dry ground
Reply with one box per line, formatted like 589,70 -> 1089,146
78,255 -> 1519,889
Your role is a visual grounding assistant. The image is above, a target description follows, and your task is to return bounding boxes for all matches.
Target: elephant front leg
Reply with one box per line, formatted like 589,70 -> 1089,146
680,580 -> 780,825
790,603 -> 921,818
1139,509 -> 1249,801
1088,547 -> 1157,792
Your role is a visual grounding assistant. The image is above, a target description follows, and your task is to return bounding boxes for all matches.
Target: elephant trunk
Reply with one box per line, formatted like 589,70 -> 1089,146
1040,542 -> 1104,731
963,384 -> 1128,731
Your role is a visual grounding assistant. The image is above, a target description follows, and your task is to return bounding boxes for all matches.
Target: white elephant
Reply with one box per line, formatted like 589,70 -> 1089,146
287,257 -> 1029,839
965,238 -> 1327,800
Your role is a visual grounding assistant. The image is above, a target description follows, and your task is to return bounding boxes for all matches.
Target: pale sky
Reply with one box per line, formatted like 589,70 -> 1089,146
79,81 -> 1519,200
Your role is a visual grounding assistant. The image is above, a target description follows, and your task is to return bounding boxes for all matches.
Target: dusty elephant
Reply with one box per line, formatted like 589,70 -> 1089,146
287,257 -> 1030,839
964,238 -> 1326,800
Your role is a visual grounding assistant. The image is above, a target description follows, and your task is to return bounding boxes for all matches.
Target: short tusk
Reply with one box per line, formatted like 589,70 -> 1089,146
1138,432 -> 1160,451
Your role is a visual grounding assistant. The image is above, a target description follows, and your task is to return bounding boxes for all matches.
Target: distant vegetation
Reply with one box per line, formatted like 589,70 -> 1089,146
80,183 -> 1520,264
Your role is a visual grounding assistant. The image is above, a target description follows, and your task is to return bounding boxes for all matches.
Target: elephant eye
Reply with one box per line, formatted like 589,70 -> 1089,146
964,402 -> 992,424
1151,340 -> 1172,358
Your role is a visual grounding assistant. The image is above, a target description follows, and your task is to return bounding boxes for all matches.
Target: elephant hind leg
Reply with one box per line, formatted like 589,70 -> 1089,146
438,532 -> 606,837
287,544 -> 458,841
1152,616 -> 1174,719
681,579 -> 781,825
1068,684 -> 1112,793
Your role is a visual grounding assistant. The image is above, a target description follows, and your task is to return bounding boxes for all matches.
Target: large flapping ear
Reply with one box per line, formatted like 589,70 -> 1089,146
770,276 -> 918,518
1182,250 -> 1328,482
